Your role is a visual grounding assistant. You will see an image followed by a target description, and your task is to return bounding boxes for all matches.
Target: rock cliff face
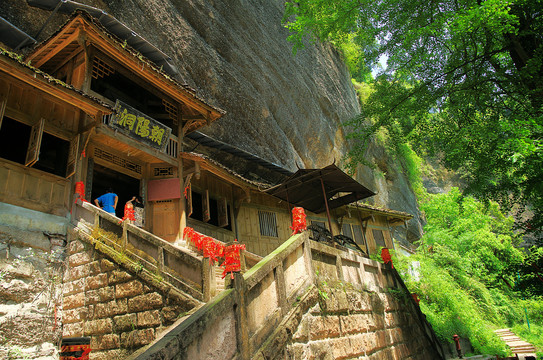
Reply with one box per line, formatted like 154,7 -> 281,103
1,0 -> 423,240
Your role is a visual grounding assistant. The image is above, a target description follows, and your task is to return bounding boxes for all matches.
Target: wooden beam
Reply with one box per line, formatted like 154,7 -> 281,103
31,30 -> 81,69
0,59 -> 111,116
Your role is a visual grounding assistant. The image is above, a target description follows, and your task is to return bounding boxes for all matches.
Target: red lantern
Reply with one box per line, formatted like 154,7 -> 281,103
221,240 -> 246,279
381,248 -> 394,268
290,207 -> 307,235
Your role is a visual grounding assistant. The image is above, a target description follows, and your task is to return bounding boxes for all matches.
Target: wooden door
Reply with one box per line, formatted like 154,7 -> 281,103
152,199 -> 179,242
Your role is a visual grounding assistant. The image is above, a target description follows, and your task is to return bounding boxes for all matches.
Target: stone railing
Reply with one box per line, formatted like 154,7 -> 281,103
71,201 -> 215,301
128,226 -> 447,360
128,231 -> 312,360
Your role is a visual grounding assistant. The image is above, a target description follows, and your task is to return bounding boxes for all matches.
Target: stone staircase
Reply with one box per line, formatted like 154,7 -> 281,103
494,329 -> 537,359
174,239 -> 227,294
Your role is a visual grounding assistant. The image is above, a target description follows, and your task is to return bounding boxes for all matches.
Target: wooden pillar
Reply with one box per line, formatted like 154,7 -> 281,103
176,114 -> 186,244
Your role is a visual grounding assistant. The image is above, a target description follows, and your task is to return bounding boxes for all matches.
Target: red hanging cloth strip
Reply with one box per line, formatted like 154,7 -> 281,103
221,240 -> 246,279
381,248 -> 394,268
74,181 -> 88,203
203,237 -> 225,265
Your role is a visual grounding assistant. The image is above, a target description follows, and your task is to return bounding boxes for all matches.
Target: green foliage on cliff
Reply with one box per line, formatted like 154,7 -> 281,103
395,189 -> 542,355
283,0 -> 543,238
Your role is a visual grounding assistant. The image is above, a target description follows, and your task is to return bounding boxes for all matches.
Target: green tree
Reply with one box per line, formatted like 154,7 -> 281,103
395,190 -> 528,354
283,0 -> 543,238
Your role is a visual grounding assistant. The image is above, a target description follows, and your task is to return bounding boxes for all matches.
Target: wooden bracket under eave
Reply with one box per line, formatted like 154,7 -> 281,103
184,162 -> 201,179
234,187 -> 251,217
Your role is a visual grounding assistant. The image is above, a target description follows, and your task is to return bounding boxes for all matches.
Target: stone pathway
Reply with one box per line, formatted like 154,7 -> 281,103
494,328 -> 537,359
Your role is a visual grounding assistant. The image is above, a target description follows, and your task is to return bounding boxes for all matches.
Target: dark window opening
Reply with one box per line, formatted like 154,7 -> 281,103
190,191 -> 203,222
189,190 -> 232,230
90,61 -> 177,136
33,132 -> 69,177
0,117 -> 31,164
91,163 -> 140,218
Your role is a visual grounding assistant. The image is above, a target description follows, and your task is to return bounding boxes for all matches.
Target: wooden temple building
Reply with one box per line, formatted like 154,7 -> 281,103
0,9 -> 412,260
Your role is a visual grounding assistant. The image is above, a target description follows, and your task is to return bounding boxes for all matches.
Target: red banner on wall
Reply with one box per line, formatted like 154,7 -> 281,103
148,178 -> 181,201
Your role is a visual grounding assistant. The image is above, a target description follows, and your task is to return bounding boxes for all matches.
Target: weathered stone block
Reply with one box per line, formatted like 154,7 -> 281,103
120,328 -> 155,348
340,313 -> 372,334
84,318 -> 113,336
375,329 -> 387,349
114,313 -> 137,332
307,340 -> 334,360
127,292 -> 163,312
91,334 -> 120,351
88,260 -> 102,276
63,322 -> 83,338
67,264 -> 90,281
63,278 -> 85,296
88,349 -> 127,360
109,270 -> 133,285
68,240 -> 86,255
286,343 -> 309,359
100,258 -> 116,272
346,333 -> 366,356
63,292 -> 85,310
63,308 -> 82,324
87,273 -> 108,290
68,252 -> 91,267
115,280 -> 143,298
321,288 -> 349,313
86,286 -> 115,303
85,290 -> 100,305
329,337 -> 355,359
307,315 -> 341,340
94,299 -> 128,318
161,306 -> 182,324
137,310 -> 161,328
385,311 -> 403,328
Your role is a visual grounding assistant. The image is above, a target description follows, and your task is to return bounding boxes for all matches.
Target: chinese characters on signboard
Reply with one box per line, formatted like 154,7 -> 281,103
109,100 -> 172,152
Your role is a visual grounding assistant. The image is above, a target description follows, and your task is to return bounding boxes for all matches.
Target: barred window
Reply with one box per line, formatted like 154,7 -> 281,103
258,210 -> 278,237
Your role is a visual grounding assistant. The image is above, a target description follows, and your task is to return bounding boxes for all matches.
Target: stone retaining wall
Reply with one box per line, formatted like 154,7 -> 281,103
286,287 -> 437,359
63,235 -> 201,360
0,226 -> 64,359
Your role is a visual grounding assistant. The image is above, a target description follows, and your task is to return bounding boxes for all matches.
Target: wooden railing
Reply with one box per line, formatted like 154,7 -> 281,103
71,200 -> 214,301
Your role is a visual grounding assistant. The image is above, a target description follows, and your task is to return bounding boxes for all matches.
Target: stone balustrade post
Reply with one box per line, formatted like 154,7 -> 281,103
233,272 -> 250,360
275,263 -> 287,316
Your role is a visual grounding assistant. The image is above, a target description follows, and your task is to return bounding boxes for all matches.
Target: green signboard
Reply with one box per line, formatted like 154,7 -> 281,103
109,100 -> 172,152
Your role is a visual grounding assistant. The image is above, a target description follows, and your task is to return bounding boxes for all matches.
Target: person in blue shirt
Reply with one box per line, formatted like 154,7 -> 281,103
94,188 -> 118,215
